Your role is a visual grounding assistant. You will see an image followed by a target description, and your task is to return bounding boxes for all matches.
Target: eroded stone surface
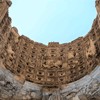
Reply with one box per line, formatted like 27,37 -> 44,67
0,0 -> 100,86
0,0 -> 100,99
0,65 -> 100,99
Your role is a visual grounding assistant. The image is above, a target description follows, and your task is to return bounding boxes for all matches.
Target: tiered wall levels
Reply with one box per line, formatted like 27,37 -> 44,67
0,0 -> 100,87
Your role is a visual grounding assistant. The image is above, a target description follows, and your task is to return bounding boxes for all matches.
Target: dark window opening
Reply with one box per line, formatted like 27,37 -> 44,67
51,55 -> 54,57
27,75 -> 30,77
28,69 -> 32,72
27,62 -> 29,65
59,65 -> 62,68
32,51 -> 35,54
17,69 -> 20,73
31,55 -> 34,58
60,73 -> 63,76
38,77 -> 41,80
60,79 -> 63,81
49,73 -> 53,76
39,72 -> 42,75
88,55 -> 92,58
10,58 -> 12,62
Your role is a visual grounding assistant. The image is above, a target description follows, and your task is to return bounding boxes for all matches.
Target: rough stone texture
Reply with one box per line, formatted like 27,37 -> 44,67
0,0 -> 100,99
0,65 -> 100,99
0,0 -> 100,87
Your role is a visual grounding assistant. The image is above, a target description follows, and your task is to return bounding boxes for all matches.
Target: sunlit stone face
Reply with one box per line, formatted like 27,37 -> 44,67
96,0 -> 100,13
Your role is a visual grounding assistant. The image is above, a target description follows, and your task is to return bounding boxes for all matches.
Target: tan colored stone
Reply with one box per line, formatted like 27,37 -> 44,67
0,1 -> 100,99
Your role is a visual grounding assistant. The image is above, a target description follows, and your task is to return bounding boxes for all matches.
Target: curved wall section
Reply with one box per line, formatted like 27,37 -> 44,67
0,0 -> 100,88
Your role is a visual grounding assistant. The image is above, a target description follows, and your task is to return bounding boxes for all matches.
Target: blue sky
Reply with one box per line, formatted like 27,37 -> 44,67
9,0 -> 96,45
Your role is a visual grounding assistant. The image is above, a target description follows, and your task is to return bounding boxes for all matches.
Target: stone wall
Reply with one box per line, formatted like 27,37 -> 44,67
0,63 -> 99,99
0,0 -> 99,86
0,0 -> 100,99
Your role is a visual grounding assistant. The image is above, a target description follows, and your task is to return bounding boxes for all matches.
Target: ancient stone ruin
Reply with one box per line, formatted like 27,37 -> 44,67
0,0 -> 100,100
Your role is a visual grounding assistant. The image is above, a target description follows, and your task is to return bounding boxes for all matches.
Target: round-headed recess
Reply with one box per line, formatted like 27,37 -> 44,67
0,0 -> 100,87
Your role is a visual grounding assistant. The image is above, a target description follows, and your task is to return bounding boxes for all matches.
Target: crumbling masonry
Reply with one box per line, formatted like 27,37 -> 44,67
0,0 -> 100,100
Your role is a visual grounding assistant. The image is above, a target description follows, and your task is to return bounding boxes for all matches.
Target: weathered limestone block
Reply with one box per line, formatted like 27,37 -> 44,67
96,0 -> 100,13
0,67 -> 23,99
0,66 -> 99,99
0,64 -> 42,99
60,66 -> 100,100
